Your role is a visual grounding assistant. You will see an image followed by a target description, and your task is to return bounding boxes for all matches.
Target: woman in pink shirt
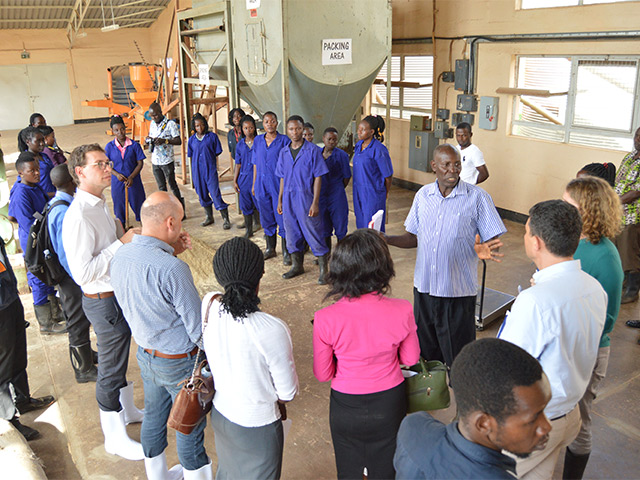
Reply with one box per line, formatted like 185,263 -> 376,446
313,229 -> 420,480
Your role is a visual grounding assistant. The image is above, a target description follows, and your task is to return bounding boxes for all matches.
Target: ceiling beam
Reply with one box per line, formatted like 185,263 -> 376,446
112,7 -> 165,21
67,0 -> 92,46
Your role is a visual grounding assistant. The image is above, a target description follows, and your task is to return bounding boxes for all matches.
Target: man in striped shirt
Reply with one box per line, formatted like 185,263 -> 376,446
386,144 -> 506,367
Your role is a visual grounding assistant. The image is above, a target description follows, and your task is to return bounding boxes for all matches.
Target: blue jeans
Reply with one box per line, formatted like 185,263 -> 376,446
136,347 -> 209,470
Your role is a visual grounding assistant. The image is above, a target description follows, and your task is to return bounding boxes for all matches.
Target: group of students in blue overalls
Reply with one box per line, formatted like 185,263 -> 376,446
223,110 -> 394,285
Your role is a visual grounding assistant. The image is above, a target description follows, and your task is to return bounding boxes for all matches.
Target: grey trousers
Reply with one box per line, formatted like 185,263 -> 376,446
82,295 -> 131,412
210,405 -> 284,480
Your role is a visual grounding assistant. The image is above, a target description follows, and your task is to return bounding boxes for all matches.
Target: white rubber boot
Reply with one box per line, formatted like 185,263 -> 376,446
120,381 -> 145,424
183,461 -> 213,480
99,409 -> 144,461
144,451 -> 184,480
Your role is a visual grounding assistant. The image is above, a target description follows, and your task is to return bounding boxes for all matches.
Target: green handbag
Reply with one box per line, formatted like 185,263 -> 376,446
403,358 -> 451,413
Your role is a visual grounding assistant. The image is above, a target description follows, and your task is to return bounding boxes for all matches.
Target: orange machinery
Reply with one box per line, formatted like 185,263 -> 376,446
82,63 -> 160,141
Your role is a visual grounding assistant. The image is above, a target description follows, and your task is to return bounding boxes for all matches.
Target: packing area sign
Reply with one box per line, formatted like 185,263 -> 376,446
322,39 -> 352,65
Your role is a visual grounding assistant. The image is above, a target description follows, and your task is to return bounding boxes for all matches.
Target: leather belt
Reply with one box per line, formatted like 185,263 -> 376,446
143,346 -> 198,359
550,413 -> 567,422
83,291 -> 115,299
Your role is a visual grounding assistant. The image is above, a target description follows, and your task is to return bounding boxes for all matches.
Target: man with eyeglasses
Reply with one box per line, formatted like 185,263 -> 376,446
62,144 -> 145,461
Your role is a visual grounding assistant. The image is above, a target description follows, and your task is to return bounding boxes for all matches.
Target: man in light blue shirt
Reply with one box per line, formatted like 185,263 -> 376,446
111,191 -> 211,479
498,200 -> 606,479
47,164 -> 97,383
386,144 -> 506,367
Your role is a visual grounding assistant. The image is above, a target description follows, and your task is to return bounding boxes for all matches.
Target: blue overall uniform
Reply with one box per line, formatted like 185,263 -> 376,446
37,154 -> 55,196
105,138 -> 147,225
235,138 -> 256,215
352,138 -> 393,232
228,127 -> 241,160
252,133 -> 290,238
320,147 -> 351,240
188,131 -> 229,211
8,181 -> 55,305
276,141 -> 329,256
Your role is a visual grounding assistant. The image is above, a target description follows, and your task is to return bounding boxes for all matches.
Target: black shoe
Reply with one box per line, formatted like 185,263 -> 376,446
221,208 -> 231,230
621,272 -> 640,304
201,205 -> 214,227
283,252 -> 305,279
282,237 -> 291,266
563,448 -> 590,480
317,253 -> 329,285
626,320 -> 640,328
243,214 -> 254,238
70,343 -> 98,384
10,418 -> 40,441
264,234 -> 277,260
16,395 -> 55,415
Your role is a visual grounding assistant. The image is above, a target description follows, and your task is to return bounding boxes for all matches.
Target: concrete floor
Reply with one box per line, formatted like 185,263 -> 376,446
2,122 -> 639,479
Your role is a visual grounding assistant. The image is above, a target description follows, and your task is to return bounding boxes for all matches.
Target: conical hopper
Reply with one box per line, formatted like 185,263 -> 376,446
193,0 -> 391,137
129,63 -> 158,111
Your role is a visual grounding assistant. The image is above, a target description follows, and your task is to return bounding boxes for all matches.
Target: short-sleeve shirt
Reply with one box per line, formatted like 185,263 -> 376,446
455,143 -> 485,185
149,117 -> 180,166
105,138 -> 146,177
614,150 -> 640,225
188,131 -> 223,167
8,181 -> 49,252
352,138 -> 393,195
275,140 -> 328,193
235,138 -> 254,178
252,133 -> 290,195
46,191 -> 73,277
320,147 -> 351,198
404,180 -> 506,297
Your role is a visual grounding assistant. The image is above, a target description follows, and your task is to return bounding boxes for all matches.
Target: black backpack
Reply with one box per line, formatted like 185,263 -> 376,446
24,200 -> 70,286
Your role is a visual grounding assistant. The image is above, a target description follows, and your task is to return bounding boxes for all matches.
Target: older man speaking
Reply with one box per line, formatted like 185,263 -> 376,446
112,192 -> 212,480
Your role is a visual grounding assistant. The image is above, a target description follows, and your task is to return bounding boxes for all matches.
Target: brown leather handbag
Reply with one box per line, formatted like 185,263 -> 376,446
167,294 -> 219,434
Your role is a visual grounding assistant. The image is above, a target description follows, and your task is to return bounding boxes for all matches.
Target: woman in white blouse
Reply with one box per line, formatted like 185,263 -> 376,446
202,237 -> 298,479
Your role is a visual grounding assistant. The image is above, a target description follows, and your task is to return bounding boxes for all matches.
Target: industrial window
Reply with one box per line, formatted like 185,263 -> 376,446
511,56 -> 639,151
372,55 -> 434,120
521,0 -> 637,8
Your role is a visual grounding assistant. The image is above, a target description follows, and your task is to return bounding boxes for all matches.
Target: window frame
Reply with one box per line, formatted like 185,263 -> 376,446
372,54 -> 434,120
511,54 -> 640,150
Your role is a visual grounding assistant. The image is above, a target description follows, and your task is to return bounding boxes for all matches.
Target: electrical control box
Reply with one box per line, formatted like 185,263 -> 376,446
409,130 -> 437,173
434,121 -> 453,139
442,71 -> 455,83
452,113 -> 475,127
436,109 -> 450,120
454,60 -> 469,91
410,115 -> 432,131
457,94 -> 478,112
479,96 -> 499,130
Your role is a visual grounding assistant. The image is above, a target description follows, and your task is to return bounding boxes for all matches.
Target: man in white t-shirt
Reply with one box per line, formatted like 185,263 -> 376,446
455,122 -> 489,185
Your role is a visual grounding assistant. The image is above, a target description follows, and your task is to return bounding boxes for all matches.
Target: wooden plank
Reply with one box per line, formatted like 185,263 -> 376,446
496,87 -> 568,97
177,2 -> 225,21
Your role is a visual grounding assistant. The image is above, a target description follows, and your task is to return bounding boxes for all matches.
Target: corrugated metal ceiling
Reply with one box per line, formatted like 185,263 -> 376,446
0,0 -> 170,30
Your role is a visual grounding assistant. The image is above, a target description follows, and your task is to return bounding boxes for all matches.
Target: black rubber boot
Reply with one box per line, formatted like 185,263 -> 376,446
264,234 -> 277,260
283,252 -> 304,279
201,205 -> 214,226
92,349 -> 99,364
563,448 -> 590,480
48,293 -> 66,323
314,237 -> 332,265
10,417 -> 40,441
253,210 -> 262,232
179,197 -> 187,220
621,272 -> 640,304
243,214 -> 254,238
282,237 -> 291,266
34,303 -> 66,335
220,208 -> 231,230
317,253 -> 329,285
70,343 -> 98,384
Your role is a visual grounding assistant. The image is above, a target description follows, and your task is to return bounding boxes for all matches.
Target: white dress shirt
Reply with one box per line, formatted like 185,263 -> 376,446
202,292 -> 298,428
455,143 -> 485,185
498,260 -> 607,419
62,189 -> 122,294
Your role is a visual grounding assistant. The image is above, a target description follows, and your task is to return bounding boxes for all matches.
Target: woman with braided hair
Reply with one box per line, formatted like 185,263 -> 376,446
352,115 -> 394,232
202,237 -> 298,479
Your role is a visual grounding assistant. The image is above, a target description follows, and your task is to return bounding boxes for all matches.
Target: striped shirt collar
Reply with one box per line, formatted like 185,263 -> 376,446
426,179 -> 468,198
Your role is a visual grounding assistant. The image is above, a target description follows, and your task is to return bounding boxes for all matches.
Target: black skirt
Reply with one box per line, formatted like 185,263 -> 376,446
329,381 -> 406,480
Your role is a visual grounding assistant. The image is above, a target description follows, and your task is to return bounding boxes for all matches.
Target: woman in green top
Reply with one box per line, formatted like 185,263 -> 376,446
562,176 -> 623,480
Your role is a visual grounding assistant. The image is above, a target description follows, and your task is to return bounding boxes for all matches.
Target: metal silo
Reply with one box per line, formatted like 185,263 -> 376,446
190,0 -> 392,137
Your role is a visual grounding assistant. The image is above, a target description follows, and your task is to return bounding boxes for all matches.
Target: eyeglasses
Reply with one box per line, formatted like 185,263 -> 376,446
86,161 -> 113,171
